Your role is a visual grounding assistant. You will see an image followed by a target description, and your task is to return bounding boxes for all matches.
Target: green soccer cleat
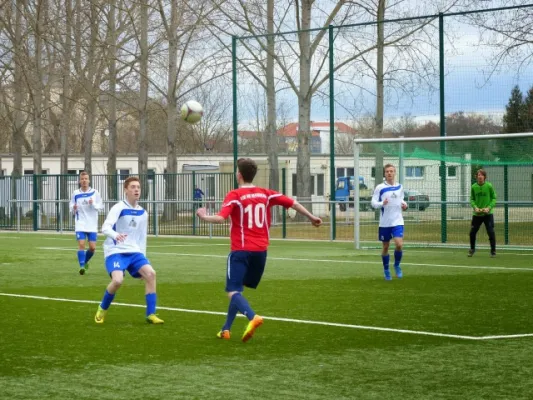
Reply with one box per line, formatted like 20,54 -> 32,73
242,315 -> 263,343
146,314 -> 164,324
84,263 -> 89,271
217,330 -> 231,340
94,306 -> 107,324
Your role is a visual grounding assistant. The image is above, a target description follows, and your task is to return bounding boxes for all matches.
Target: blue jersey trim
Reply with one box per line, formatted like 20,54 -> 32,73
378,185 -> 401,202
74,190 -> 95,202
118,208 -> 145,218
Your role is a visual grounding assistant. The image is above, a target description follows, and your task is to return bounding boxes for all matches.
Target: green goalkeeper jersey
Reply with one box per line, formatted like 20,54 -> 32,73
470,182 -> 497,215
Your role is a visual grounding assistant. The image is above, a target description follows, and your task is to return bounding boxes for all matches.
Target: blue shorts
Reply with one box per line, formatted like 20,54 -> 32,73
76,232 -> 97,242
105,253 -> 150,278
225,251 -> 267,292
378,226 -> 404,242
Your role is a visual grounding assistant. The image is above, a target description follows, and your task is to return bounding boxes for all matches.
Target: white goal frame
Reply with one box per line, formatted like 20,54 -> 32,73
352,132 -> 533,249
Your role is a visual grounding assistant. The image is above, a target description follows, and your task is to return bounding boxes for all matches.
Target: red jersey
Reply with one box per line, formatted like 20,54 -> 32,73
217,186 -> 294,251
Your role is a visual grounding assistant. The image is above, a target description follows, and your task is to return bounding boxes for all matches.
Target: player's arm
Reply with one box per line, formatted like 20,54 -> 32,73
371,185 -> 384,209
197,192 -> 235,223
196,209 -> 225,224
139,216 -> 148,255
69,192 -> 77,213
101,205 -> 127,242
470,186 -> 480,213
488,184 -> 497,210
290,201 -> 322,227
400,187 -> 408,210
92,190 -> 104,211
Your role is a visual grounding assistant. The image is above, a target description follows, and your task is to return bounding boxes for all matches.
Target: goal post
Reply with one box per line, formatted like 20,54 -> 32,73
353,132 -> 533,249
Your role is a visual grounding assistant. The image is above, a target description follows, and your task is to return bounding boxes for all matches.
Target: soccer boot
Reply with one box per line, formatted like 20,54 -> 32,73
217,330 -> 231,340
94,306 -> 107,324
384,269 -> 392,281
394,265 -> 403,279
84,263 -> 89,271
146,314 -> 164,324
242,315 -> 263,343
490,252 -> 496,258
467,249 -> 475,257
79,267 -> 86,275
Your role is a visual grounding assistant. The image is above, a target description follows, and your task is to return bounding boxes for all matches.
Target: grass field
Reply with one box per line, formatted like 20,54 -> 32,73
1,232 -> 533,399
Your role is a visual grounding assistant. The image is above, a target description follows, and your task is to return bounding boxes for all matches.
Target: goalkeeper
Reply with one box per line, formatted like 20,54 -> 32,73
468,169 -> 497,257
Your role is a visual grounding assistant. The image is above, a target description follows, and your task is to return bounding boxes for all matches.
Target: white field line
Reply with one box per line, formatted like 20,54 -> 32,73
1,292 -> 530,341
36,247 -> 533,272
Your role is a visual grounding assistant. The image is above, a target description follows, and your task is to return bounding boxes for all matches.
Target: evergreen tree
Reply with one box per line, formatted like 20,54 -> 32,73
523,86 -> 533,131
503,85 -> 526,133
498,85 -> 533,162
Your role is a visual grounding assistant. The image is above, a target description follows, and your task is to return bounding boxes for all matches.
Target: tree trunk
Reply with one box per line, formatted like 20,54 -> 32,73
138,0 -> 149,200
12,0 -> 24,179
164,1 -> 179,221
32,0 -> 46,202
266,0 -> 279,191
374,0 -> 386,220
296,1 -> 312,207
107,0 -> 117,200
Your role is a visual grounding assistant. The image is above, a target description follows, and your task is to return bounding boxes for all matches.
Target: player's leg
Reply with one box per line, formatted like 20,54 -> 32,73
379,227 -> 392,280
483,214 -> 496,256
133,255 -> 163,324
392,226 -> 404,278
75,232 -> 87,274
84,233 -> 97,269
468,216 -> 483,256
240,251 -> 266,342
217,252 -> 249,338
95,255 -> 126,323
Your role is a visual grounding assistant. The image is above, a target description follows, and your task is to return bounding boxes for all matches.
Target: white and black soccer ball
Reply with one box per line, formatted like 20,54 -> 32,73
180,100 -> 203,124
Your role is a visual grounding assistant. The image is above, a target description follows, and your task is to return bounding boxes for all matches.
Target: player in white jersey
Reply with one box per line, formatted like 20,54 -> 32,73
371,164 -> 408,281
69,171 -> 103,275
94,176 -> 163,325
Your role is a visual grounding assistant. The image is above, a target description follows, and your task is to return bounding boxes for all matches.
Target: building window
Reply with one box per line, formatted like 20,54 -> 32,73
117,169 -> 130,181
336,167 -> 354,178
406,166 -> 424,178
316,174 -> 324,196
24,169 -> 48,182
293,174 -> 324,196
67,169 -> 85,180
447,166 -> 457,178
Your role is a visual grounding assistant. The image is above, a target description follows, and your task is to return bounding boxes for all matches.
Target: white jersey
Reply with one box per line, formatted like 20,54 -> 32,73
371,182 -> 406,227
102,200 -> 147,258
69,188 -> 103,233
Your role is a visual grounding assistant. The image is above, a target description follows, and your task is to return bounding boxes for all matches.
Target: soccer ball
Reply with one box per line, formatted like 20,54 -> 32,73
181,100 -> 203,124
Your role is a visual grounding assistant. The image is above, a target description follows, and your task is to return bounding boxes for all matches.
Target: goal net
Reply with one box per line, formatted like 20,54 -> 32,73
352,132 -> 533,249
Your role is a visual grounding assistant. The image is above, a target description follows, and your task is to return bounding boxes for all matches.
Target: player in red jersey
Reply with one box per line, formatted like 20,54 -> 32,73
196,158 -> 322,342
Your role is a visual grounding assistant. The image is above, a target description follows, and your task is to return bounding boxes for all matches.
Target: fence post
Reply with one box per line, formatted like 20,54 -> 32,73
33,174 -> 38,231
152,177 -> 157,236
504,165 -> 509,245
282,167 -> 286,239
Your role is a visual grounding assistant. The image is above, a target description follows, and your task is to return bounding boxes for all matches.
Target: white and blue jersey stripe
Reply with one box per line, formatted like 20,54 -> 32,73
102,200 -> 148,258
69,188 -> 103,233
371,182 -> 405,227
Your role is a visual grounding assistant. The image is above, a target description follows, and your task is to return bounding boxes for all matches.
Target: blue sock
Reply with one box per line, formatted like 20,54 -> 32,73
146,293 -> 157,316
100,290 -> 115,310
231,293 -> 255,320
85,250 -> 95,264
394,250 -> 403,267
222,301 -> 239,331
77,250 -> 85,267
382,254 -> 390,271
